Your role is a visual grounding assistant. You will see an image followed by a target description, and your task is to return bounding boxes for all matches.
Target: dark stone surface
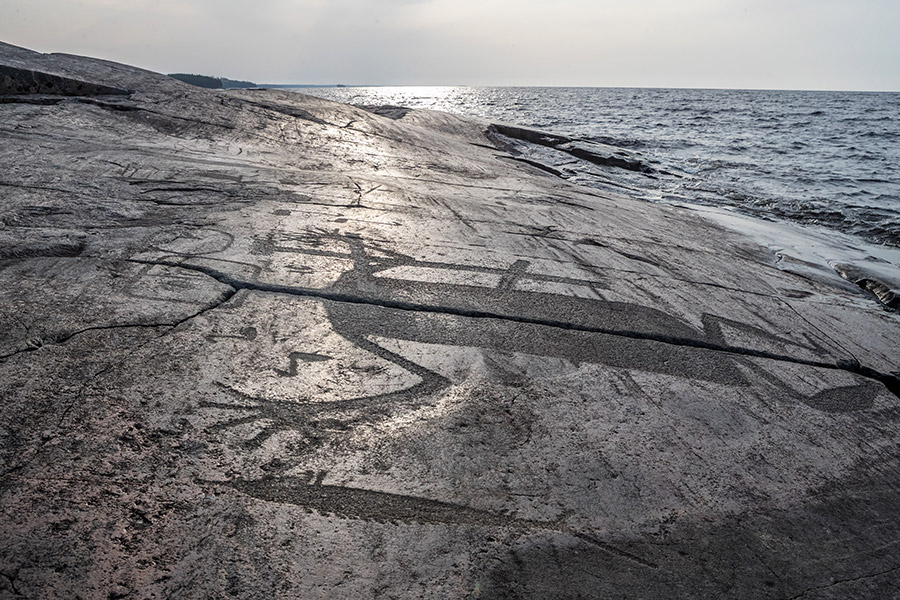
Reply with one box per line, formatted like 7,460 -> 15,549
834,261 -> 900,309
489,122 -> 656,173
0,64 -> 129,96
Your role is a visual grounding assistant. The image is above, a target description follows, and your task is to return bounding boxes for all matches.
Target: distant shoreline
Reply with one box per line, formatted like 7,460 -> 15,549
262,83 -> 376,89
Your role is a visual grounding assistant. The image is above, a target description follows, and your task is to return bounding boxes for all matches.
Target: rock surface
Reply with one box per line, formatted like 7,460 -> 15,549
1,41 -> 899,599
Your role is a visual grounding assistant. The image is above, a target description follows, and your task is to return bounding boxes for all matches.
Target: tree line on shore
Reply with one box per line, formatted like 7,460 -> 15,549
168,73 -> 256,89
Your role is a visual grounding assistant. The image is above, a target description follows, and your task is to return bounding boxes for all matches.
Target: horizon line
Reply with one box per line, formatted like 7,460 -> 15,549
258,83 -> 900,94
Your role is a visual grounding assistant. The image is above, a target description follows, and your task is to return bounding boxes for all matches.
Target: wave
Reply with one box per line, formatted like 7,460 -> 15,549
856,178 -> 893,184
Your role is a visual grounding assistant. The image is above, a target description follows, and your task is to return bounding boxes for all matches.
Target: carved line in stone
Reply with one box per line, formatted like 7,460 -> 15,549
210,472 -> 659,570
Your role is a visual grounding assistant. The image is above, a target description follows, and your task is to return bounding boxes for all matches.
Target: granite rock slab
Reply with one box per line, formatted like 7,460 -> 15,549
2,42 -> 900,599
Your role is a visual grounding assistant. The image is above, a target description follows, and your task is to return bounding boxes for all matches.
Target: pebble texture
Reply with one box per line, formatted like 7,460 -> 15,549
1,41 -> 899,599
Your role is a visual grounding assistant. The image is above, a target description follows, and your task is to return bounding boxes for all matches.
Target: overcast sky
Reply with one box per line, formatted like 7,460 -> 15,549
1,0 -> 898,90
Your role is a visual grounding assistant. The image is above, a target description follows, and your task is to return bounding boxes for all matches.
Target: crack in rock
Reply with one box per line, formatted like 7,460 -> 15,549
785,564 -> 900,600
127,257 -> 900,400
0,284 -> 236,363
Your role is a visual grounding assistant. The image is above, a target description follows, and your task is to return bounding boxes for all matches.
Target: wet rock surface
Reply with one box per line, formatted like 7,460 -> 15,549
488,122 -> 658,175
834,261 -> 900,310
1,41 -> 899,599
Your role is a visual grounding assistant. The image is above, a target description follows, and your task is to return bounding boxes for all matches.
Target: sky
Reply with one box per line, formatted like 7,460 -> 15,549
1,0 -> 899,90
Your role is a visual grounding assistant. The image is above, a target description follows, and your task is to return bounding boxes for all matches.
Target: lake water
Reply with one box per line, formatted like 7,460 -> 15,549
295,86 -> 900,249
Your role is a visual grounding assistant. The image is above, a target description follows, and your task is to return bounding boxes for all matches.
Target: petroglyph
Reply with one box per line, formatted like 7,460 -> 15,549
194,230 -> 892,397
213,472 -> 659,569
275,352 -> 333,377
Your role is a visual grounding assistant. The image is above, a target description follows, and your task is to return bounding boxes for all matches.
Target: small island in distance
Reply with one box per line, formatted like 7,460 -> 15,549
168,72 -> 257,89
